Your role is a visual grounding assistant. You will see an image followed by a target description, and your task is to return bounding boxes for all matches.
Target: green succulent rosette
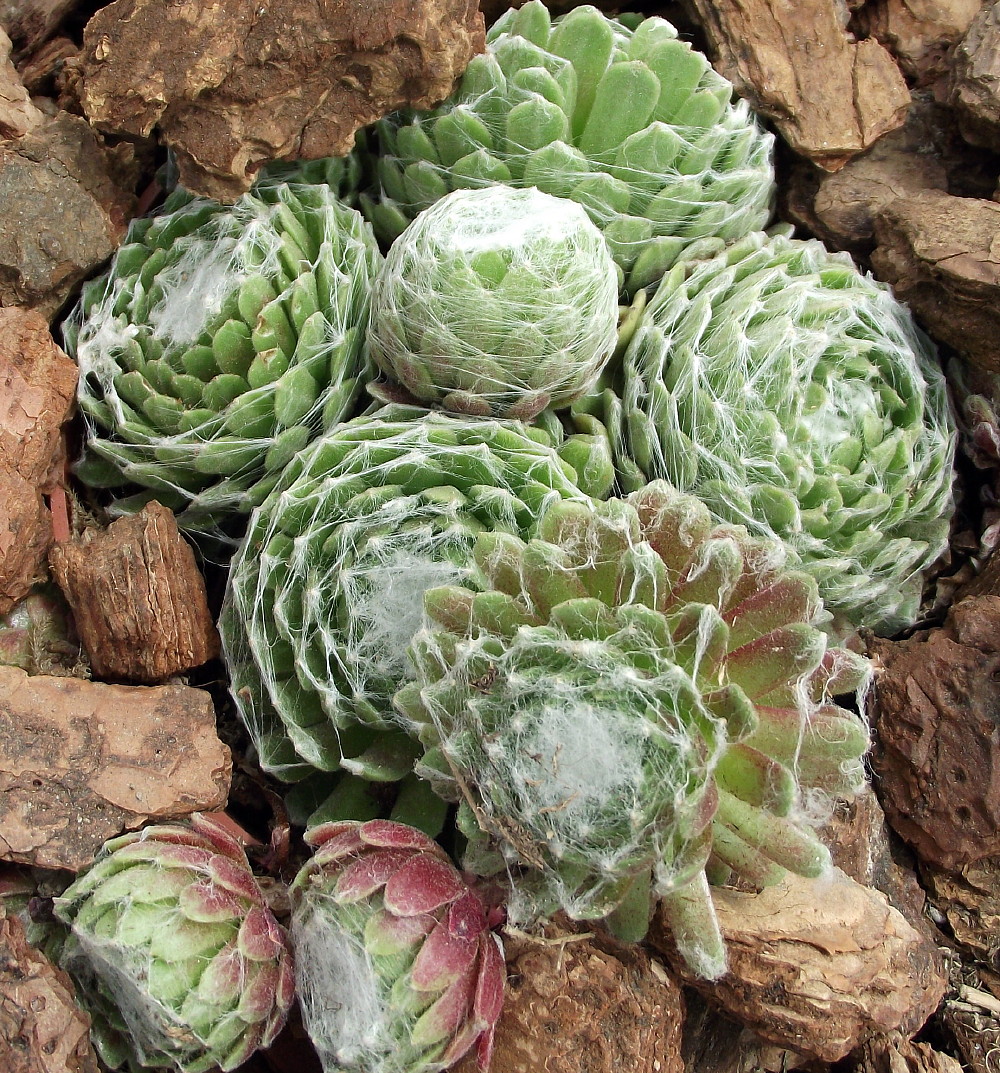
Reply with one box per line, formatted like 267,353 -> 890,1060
362,2 -> 775,297
582,229 -> 957,635
219,405 -> 591,782
368,186 -> 619,421
53,815 -> 295,1073
254,152 -> 364,203
394,483 -> 871,979
66,182 -> 382,541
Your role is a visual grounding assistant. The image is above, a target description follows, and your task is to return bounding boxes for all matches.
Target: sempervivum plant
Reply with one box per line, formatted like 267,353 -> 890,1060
591,229 -> 957,635
363,1 -> 774,296
53,814 -> 294,1073
66,182 -> 381,541
219,405 -> 590,781
290,819 -> 504,1073
368,186 -> 619,420
394,483 -> 871,979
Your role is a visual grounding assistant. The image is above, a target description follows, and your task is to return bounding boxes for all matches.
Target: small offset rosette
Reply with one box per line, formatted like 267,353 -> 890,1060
290,819 -> 505,1073
53,814 -> 295,1073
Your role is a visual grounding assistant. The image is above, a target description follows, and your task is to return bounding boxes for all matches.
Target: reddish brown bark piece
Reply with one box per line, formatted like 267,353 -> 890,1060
0,27 -> 43,137
858,0 -> 980,84
0,112 -> 135,318
79,0 -> 485,201
0,469 -> 51,617
0,0 -> 81,56
868,596 -> 1000,871
952,4 -> 1000,152
681,993 -> 813,1073
651,869 -> 947,1063
0,664 -> 232,871
452,919 -> 684,1073
922,855 -> 1000,964
49,502 -> 220,683
853,1031 -> 964,1073
0,904 -> 99,1073
872,190 -> 1000,375
685,0 -> 910,170
0,306 -> 77,486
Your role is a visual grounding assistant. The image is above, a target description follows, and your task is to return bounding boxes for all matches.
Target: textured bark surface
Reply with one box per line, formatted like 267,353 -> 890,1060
452,920 -> 685,1073
0,0 -> 80,56
868,596 -> 1000,871
859,0 -> 981,84
651,869 -> 947,1063
684,0 -> 910,169
0,111 -> 135,318
0,469 -> 52,617
952,2 -> 1000,151
852,1031 -> 964,1073
0,664 -> 232,870
922,855 -> 1000,963
79,0 -> 485,201
872,190 -> 1000,375
49,502 -> 220,683
0,904 -> 99,1073
0,27 -> 43,138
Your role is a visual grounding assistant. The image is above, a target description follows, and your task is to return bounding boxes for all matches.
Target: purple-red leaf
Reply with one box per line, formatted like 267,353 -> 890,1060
383,853 -> 466,917
334,848 -> 414,903
410,917 -> 479,992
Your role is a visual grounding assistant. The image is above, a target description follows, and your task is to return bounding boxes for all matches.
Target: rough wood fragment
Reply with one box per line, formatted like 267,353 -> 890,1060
650,868 -> 947,1063
49,502 -> 220,683
79,0 -> 485,201
0,664 -> 232,871
922,855 -> 1000,964
0,903 -> 100,1073
0,0 -> 79,56
684,0 -> 910,170
452,919 -> 684,1073
872,189 -> 1000,375
942,981 -> 1000,1073
852,1031 -> 964,1073
0,306 -> 77,486
858,0 -> 981,84
952,3 -> 1000,151
0,469 -> 51,617
868,596 -> 1000,871
0,27 -> 43,137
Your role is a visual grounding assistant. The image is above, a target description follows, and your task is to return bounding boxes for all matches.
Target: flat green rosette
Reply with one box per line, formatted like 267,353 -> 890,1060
363,1 -> 775,296
219,405 -> 590,782
66,183 -> 382,541
591,230 -> 957,635
395,482 -> 871,979
368,186 -> 619,421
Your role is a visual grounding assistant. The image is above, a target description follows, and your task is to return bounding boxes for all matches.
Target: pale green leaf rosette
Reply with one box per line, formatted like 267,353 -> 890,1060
589,230 -> 957,635
53,815 -> 295,1073
363,2 -> 775,296
395,483 -> 871,979
219,405 -> 590,781
66,183 -> 382,542
368,186 -> 619,421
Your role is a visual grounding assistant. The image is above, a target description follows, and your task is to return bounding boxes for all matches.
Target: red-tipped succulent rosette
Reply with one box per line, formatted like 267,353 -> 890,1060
53,813 -> 295,1073
290,819 -> 505,1073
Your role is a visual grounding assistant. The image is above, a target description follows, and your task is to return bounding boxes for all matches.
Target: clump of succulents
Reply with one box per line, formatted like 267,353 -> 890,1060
363,1 -> 775,296
368,186 -> 619,420
583,229 -> 957,635
219,405 -> 590,781
66,182 -> 381,540
394,483 -> 870,979
290,819 -> 504,1073
53,814 -> 295,1073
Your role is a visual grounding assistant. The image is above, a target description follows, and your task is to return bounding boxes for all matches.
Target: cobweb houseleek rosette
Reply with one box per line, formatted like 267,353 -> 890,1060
589,229 -> 957,635
362,1 -> 774,297
219,405 -> 592,781
394,483 -> 871,979
290,820 -> 504,1073
53,814 -> 294,1073
368,186 -> 619,421
66,182 -> 381,541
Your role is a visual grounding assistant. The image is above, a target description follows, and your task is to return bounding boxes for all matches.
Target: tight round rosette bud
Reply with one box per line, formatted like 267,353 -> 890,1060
363,2 -> 774,296
53,814 -> 295,1073
368,186 -> 619,421
394,483 -> 871,979
583,229 -> 957,635
290,819 -> 505,1073
66,183 -> 381,541
219,406 -> 591,781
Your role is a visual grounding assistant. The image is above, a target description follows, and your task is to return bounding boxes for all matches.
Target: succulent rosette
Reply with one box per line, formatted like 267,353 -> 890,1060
254,151 -> 364,203
0,583 -> 85,676
362,2 -> 774,296
219,405 -> 590,781
395,483 -> 871,978
368,186 -> 619,420
53,814 -> 295,1073
66,182 -> 381,540
290,820 -> 504,1073
584,229 -> 957,635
